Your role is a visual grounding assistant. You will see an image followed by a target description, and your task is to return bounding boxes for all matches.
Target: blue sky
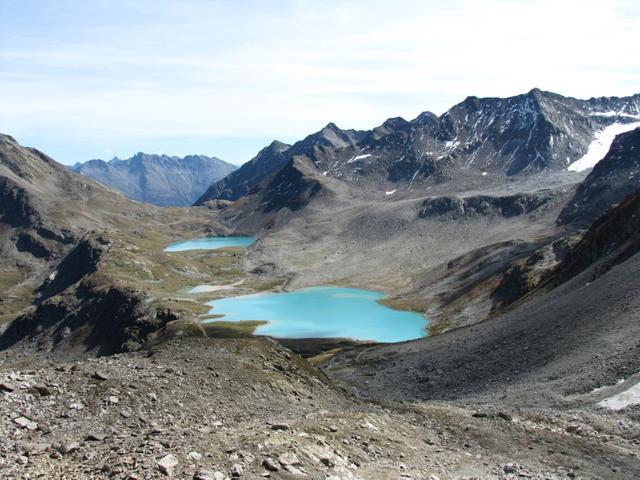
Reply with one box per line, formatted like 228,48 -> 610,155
1,0 -> 639,165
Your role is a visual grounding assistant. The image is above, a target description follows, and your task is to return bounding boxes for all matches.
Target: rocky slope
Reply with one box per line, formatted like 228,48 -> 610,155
363,126 -> 640,333
73,153 -> 236,207
551,190 -> 640,287
326,191 -> 640,408
0,134 -> 225,352
197,89 -> 640,205
0,132 -> 161,316
2,336 -> 639,479
213,156 -> 354,234
0,234 -> 173,356
0,134 -> 137,264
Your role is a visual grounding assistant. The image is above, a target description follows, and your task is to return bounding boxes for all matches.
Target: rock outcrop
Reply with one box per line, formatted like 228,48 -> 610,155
419,191 -> 556,220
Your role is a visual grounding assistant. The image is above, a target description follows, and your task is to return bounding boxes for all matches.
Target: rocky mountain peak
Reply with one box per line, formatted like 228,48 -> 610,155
129,151 -> 151,165
266,140 -> 291,153
411,111 -> 439,126
308,122 -> 359,149
197,90 -> 640,204
525,87 -> 545,100
381,117 -> 411,131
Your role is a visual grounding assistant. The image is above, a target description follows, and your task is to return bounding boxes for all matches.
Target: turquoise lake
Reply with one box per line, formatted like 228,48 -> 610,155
165,236 -> 256,252
205,286 -> 427,343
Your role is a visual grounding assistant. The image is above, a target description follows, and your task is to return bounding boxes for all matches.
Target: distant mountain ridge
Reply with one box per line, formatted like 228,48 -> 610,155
73,152 -> 236,206
196,89 -> 640,205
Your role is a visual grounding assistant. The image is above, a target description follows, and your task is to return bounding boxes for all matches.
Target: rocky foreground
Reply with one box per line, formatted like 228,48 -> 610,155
1,336 -> 637,480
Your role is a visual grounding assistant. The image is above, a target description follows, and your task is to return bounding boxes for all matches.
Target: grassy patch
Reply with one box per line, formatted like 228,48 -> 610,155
0,312 -> 19,326
0,270 -> 25,292
150,298 -> 211,318
427,318 -> 449,336
100,230 -> 247,302
307,348 -> 342,366
379,295 -> 427,313
249,277 -> 287,292
172,321 -> 207,337
202,320 -> 268,338
150,320 -> 207,345
0,283 -> 35,322
198,313 -> 224,321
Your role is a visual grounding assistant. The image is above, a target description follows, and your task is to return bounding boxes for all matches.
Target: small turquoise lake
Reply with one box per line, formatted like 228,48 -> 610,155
165,236 -> 256,252
205,286 -> 427,343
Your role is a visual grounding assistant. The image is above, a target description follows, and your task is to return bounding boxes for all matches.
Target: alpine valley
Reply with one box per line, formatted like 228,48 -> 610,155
2,90 -> 640,479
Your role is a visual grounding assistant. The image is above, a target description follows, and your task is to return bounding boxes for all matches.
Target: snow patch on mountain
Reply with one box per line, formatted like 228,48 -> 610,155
598,379 -> 640,411
590,111 -> 640,119
568,122 -> 640,172
347,154 -> 373,163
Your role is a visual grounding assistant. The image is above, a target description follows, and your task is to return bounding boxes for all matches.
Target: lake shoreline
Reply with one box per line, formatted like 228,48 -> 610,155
166,236 -> 428,343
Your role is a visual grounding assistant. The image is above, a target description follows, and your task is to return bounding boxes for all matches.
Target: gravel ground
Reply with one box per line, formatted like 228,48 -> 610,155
3,335 -> 636,479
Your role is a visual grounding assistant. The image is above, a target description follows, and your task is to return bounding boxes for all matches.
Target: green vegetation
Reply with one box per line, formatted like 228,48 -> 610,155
202,320 -> 268,338
379,295 -> 427,314
198,313 -> 225,321
0,313 -> 18,326
0,270 -> 24,292
95,226 -> 251,319
427,318 -> 449,336
0,271 -> 34,324
63,224 -> 289,342
307,348 -> 342,365
250,277 -> 287,292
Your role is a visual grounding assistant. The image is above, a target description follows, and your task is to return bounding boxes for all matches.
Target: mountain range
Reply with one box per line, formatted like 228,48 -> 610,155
73,153 -> 236,206
196,89 -> 640,205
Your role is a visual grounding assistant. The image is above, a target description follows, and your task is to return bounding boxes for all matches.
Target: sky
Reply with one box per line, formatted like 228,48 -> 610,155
1,0 -> 639,166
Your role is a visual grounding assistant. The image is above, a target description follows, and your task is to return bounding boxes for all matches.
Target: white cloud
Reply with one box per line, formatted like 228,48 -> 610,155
0,0 -> 639,163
